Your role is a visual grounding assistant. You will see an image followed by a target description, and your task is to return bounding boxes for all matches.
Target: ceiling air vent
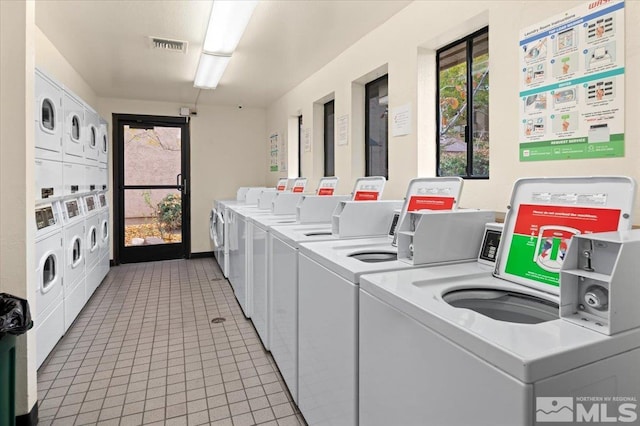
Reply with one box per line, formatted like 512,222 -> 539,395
149,37 -> 188,54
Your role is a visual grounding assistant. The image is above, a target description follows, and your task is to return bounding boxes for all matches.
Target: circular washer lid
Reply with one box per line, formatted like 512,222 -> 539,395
443,288 -> 559,324
348,251 -> 397,263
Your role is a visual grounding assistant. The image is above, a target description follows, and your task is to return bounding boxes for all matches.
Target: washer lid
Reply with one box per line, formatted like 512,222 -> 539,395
443,288 -> 559,324
495,176 -> 636,296
348,250 -> 398,263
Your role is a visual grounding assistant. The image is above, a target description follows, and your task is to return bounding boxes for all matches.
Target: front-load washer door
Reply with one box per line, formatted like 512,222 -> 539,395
214,211 -> 224,249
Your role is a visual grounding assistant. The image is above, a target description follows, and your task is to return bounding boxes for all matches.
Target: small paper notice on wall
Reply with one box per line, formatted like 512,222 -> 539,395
269,133 -> 279,172
303,128 -> 311,152
391,103 -> 411,137
337,114 -> 349,146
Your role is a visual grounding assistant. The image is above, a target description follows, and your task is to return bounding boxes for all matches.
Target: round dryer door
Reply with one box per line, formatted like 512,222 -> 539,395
41,253 -> 58,292
40,98 -> 56,132
101,220 -> 109,242
90,227 -> 98,252
443,289 -> 559,324
71,237 -> 82,267
213,211 -> 224,249
210,209 -> 217,242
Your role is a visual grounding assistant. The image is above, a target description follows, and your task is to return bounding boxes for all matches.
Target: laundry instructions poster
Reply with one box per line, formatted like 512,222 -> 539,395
518,0 -> 625,161
505,203 -> 621,286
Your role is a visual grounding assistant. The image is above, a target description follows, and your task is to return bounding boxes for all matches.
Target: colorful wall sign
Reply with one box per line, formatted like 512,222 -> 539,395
518,0 -> 625,161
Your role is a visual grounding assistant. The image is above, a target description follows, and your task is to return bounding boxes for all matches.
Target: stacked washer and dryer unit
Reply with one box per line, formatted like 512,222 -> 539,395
34,68 -> 110,368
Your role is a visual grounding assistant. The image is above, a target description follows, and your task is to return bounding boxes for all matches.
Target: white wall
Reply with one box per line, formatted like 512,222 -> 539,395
265,1 -> 640,225
97,98 -> 267,254
0,0 -> 38,416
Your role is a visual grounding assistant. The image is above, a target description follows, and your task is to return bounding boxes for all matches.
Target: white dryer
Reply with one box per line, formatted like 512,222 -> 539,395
85,164 -> 100,193
62,161 -> 85,197
62,90 -> 85,165
97,191 -> 110,282
61,196 -> 86,330
34,68 -> 63,162
35,69 -> 63,202
83,106 -> 99,164
34,200 -> 65,368
35,157 -> 63,202
83,194 -> 101,299
98,118 -> 108,165
358,176 -> 638,426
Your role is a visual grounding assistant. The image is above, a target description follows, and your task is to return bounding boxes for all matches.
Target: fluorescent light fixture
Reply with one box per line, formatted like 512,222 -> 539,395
204,0 -> 257,55
194,54 -> 231,89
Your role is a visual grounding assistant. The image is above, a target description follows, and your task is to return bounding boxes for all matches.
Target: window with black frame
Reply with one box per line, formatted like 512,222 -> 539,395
324,100 -> 335,176
437,28 -> 489,178
365,75 -> 389,179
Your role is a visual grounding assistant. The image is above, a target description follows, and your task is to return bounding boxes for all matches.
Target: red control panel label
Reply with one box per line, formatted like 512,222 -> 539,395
318,188 -> 335,196
407,196 -> 455,211
277,185 -> 286,191
292,186 -> 305,193
354,191 -> 379,201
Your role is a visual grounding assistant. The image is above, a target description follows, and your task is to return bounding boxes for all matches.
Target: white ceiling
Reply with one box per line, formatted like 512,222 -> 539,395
35,0 -> 411,108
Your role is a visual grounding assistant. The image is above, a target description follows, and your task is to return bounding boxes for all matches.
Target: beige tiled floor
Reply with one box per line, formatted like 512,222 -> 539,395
37,258 -> 306,426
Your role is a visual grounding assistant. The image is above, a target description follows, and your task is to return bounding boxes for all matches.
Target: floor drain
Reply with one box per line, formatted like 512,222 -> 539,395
211,317 -> 226,324
211,278 -> 222,281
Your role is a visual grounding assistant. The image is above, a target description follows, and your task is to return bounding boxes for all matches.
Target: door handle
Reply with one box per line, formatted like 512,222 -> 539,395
176,173 -> 182,187
182,178 -> 188,195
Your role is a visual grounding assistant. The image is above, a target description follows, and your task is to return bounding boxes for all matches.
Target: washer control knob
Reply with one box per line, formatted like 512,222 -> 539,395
408,243 -> 414,259
584,286 -> 608,310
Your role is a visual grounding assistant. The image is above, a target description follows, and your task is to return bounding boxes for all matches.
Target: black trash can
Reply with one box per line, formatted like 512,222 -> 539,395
0,293 -> 33,426
0,333 -> 16,426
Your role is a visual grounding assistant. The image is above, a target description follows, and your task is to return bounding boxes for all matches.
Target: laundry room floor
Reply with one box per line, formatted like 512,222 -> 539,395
36,258 -> 306,426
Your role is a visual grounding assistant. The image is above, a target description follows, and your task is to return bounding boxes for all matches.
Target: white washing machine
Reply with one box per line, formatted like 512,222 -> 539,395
358,176 -> 638,426
230,179 -> 337,319
62,90 -> 85,164
297,216 -> 492,426
61,196 -> 86,331
34,68 -> 63,162
249,195 -> 349,351
228,199 -> 297,318
268,210 -> 401,404
215,186 -> 271,277
34,200 -> 65,368
98,118 -> 109,165
83,193 -> 101,299
83,106 -> 99,163
97,192 -> 110,283
269,176 -> 462,405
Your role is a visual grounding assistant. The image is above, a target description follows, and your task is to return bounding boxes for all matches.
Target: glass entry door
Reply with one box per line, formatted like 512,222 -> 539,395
114,114 -> 190,263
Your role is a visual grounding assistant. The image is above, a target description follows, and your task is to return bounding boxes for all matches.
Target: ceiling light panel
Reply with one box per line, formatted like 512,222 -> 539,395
194,54 -> 231,89
203,0 -> 258,54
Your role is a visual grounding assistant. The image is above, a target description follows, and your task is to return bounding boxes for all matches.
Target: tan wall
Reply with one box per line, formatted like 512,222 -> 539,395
35,26 -> 98,107
0,0 -> 38,416
265,1 -> 640,225
97,98 -> 267,254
